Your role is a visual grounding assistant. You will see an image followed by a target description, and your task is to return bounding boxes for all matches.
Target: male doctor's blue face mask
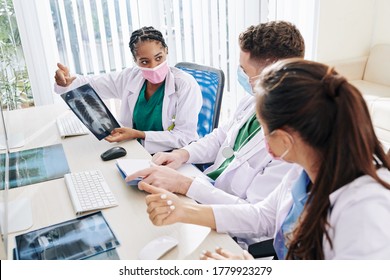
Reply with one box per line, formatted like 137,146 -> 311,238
237,66 -> 254,95
237,66 -> 261,96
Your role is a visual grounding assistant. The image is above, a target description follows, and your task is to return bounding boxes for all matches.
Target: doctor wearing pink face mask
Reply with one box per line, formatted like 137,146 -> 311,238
263,130 -> 293,161
54,26 -> 202,154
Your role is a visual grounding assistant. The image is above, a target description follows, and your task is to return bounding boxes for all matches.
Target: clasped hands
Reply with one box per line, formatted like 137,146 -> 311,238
130,151 -> 253,260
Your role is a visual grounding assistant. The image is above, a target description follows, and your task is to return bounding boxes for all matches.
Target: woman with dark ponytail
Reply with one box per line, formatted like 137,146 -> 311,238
255,58 -> 390,259
140,58 -> 390,259
55,26 -> 202,154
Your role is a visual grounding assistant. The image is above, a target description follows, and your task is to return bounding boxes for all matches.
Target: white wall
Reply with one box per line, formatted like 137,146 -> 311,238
316,0 -> 377,62
269,0 -> 320,60
371,0 -> 390,45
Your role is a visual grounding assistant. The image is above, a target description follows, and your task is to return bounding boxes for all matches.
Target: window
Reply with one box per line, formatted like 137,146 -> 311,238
48,0 -> 268,121
0,0 -> 33,110
14,0 -> 317,122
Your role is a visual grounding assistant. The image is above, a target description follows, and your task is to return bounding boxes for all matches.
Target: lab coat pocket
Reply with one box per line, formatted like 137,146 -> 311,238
229,161 -> 257,198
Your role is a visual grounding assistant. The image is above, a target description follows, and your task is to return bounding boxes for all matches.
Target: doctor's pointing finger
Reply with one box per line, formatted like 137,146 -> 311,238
140,182 -> 181,226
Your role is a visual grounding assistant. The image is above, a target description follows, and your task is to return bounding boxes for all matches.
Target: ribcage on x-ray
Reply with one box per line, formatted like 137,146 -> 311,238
84,94 -> 114,132
74,93 -> 114,134
84,94 -> 105,115
75,100 -> 94,124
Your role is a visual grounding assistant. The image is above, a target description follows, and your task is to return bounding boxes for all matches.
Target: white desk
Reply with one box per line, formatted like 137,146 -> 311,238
4,104 -> 242,260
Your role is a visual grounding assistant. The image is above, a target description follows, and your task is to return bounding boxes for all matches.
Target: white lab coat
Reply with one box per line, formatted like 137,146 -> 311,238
184,94 -> 293,205
213,165 -> 390,259
54,66 -> 202,154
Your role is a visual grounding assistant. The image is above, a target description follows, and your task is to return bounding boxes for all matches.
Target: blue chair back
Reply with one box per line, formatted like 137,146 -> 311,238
175,62 -> 225,138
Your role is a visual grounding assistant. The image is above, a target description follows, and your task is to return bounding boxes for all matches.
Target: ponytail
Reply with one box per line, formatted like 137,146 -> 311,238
257,58 -> 390,259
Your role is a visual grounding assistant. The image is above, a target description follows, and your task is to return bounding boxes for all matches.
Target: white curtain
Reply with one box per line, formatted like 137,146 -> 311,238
14,0 -> 270,122
13,0 -> 319,124
268,0 -> 320,60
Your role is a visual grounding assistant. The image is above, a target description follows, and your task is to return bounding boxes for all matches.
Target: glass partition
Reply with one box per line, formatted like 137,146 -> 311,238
0,102 -> 10,259
0,101 -> 33,260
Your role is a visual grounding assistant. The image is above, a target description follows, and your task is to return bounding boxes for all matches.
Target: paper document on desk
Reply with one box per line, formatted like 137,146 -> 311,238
173,224 -> 211,259
116,159 -> 213,186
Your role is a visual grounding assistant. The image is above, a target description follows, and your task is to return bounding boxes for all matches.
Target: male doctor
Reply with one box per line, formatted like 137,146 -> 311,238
128,21 -> 305,244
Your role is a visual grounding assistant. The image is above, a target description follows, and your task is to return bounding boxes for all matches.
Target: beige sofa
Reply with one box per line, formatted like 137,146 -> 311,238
327,44 -> 390,152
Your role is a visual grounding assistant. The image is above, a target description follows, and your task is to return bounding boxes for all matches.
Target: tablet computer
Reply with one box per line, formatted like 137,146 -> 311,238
60,84 -> 120,140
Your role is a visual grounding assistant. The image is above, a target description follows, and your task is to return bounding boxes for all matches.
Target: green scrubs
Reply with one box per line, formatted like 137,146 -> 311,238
133,81 -> 165,132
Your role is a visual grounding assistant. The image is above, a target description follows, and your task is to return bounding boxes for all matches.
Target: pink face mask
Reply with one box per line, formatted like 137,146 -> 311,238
139,60 -> 169,84
264,132 -> 290,161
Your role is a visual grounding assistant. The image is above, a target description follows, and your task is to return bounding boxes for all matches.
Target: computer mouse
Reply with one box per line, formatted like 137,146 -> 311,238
100,146 -> 127,161
138,236 -> 179,260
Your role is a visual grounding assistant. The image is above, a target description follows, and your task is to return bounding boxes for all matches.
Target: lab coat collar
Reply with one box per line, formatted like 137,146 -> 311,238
126,66 -> 176,96
240,94 -> 256,109
207,98 -> 259,176
235,127 -> 264,159
328,168 -> 389,209
214,129 -> 264,180
227,97 -> 256,145
274,166 -> 303,232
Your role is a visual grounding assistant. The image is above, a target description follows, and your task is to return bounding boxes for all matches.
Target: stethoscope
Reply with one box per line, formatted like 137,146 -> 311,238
167,101 -> 178,131
221,124 -> 262,158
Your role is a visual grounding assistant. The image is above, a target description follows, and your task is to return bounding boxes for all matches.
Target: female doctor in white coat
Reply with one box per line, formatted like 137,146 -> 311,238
140,59 -> 390,259
127,21 -> 305,208
54,26 -> 202,154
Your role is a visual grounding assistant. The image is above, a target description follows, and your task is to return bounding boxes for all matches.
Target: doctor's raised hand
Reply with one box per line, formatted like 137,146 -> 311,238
55,63 -> 76,87
53,26 -> 202,154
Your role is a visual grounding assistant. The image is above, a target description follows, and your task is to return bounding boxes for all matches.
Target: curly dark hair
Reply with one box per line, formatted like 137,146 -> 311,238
239,21 -> 305,61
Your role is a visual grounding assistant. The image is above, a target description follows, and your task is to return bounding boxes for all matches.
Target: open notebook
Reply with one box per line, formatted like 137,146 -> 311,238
116,159 -> 214,186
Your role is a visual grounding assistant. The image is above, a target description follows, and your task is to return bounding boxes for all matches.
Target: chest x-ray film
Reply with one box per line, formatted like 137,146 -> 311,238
14,211 -> 120,260
61,84 -> 120,140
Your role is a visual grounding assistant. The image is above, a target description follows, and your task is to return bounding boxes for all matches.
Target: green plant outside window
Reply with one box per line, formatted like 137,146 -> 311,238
0,0 -> 33,110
